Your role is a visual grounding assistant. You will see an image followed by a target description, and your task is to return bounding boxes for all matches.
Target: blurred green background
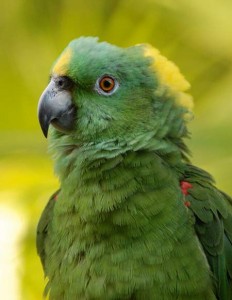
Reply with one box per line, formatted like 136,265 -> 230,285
0,0 -> 231,299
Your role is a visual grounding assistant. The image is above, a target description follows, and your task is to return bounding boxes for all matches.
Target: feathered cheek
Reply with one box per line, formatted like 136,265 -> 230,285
78,110 -> 113,136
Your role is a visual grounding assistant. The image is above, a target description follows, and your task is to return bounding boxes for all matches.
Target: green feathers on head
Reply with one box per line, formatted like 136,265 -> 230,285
49,37 -> 193,147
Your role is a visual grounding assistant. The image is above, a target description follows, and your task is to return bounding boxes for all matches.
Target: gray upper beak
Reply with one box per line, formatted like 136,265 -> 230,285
38,79 -> 76,137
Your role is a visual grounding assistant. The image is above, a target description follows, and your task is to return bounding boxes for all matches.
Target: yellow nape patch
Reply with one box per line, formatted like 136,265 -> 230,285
143,45 -> 193,111
52,47 -> 72,76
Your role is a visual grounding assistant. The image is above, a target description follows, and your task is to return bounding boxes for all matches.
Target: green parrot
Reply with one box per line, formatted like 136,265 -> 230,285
37,37 -> 232,300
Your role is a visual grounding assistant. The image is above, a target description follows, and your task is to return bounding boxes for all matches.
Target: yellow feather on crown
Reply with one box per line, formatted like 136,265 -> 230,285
143,45 -> 193,117
52,47 -> 72,76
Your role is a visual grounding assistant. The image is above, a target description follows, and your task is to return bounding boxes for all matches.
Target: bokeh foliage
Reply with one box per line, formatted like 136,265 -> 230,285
0,0 -> 231,299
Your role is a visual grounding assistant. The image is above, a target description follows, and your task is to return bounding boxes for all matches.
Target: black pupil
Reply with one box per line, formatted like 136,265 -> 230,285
103,79 -> 112,88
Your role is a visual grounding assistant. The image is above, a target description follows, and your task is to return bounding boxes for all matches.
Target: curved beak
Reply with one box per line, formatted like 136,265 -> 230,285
38,80 -> 76,137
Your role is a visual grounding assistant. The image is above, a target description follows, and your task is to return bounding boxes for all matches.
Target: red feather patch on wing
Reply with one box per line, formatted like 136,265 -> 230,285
180,181 -> 193,207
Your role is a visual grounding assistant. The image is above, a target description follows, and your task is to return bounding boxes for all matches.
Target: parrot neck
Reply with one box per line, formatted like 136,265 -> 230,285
52,137 -> 186,220
50,129 -> 189,184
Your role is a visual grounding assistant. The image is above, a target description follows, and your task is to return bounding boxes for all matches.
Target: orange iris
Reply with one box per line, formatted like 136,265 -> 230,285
99,76 -> 115,93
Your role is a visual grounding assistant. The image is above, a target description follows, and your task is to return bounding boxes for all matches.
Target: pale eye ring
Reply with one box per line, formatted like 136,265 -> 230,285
95,75 -> 119,96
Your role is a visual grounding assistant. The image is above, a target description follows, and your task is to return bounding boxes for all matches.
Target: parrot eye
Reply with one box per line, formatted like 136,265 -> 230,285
95,75 -> 119,96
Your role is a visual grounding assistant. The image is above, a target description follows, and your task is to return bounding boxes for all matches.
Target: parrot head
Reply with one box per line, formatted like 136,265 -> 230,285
38,37 -> 193,149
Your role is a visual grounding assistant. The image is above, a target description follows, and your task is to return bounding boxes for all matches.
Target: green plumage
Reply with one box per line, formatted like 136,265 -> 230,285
37,37 -> 232,299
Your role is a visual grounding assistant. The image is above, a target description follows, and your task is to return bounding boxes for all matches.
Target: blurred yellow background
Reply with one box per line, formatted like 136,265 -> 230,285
0,0 -> 232,299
